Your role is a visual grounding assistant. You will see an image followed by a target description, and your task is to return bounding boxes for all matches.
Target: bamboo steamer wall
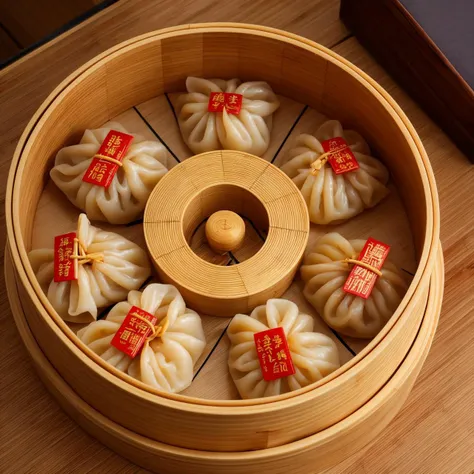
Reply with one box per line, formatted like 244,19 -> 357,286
5,24 -> 440,452
5,247 -> 444,474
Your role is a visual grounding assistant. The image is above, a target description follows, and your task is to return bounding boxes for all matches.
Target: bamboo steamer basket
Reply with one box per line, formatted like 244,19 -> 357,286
5,24 -> 440,452
4,245 -> 443,473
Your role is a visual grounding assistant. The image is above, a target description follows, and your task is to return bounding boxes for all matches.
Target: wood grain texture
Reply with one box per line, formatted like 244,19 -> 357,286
340,0 -> 474,162
25,89 -> 419,402
3,244 -> 443,474
0,0 -> 106,47
0,4 -> 471,474
6,23 -> 434,454
144,150 -> 309,317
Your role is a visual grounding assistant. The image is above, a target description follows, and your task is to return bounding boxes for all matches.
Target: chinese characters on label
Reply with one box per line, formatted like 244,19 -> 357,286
110,306 -> 158,358
321,137 -> 359,175
208,92 -> 243,115
82,130 -> 134,188
54,232 -> 77,282
343,237 -> 391,299
254,327 -> 295,381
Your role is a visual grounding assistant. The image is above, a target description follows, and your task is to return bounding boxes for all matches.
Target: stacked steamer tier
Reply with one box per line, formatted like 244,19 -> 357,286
5,24 -> 441,473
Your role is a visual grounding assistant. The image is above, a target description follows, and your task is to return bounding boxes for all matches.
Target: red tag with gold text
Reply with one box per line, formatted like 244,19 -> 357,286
82,130 -> 134,188
111,306 -> 158,358
208,92 -> 226,112
224,93 -> 243,114
343,237 -> 391,299
321,137 -> 359,174
208,92 -> 243,115
254,327 -> 295,381
54,232 -> 76,282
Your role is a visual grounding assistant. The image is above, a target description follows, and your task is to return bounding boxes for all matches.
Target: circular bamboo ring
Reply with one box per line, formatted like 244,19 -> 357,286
143,150 -> 310,317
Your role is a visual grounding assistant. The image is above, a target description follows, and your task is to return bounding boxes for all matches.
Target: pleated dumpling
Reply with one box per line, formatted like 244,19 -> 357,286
176,77 -> 280,156
28,213 -> 151,323
77,284 -> 206,394
280,120 -> 390,224
227,299 -> 340,399
300,233 -> 409,339
50,122 -> 169,224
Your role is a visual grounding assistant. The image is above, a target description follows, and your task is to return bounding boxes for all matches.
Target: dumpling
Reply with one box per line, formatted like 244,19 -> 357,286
280,120 -> 390,224
227,299 -> 340,399
50,122 -> 169,224
176,77 -> 280,156
28,213 -> 151,323
300,233 -> 409,339
77,283 -> 206,393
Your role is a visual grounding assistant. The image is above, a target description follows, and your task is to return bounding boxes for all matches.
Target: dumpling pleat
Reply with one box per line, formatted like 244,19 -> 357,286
301,233 -> 409,338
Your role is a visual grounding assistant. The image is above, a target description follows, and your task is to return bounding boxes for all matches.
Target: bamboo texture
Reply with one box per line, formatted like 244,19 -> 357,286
5,24 -> 440,454
144,150 -> 309,316
4,245 -> 443,473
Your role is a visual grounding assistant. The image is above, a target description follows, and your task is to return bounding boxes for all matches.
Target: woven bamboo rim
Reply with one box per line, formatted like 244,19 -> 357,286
143,150 -> 309,316
4,24 -> 440,451
4,246 -> 443,473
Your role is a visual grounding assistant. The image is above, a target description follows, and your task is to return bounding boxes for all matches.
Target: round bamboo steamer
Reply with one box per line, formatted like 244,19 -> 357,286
5,24 -> 440,452
4,245 -> 443,473
144,150 -> 309,316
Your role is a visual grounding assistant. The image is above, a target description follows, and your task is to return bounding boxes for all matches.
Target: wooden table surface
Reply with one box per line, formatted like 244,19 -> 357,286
0,1 -> 473,473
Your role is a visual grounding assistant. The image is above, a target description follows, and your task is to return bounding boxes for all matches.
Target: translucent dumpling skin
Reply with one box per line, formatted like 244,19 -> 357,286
281,120 -> 390,224
28,214 -> 151,323
50,122 -> 169,224
77,283 -> 206,394
176,77 -> 280,156
300,233 -> 409,338
227,299 -> 340,399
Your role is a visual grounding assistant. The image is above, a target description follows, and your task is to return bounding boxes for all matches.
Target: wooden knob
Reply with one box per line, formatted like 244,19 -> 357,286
205,211 -> 245,254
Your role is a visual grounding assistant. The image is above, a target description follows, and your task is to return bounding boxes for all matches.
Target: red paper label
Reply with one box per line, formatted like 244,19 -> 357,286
254,327 -> 295,381
343,237 -> 391,299
82,130 -> 134,188
208,92 -> 243,115
54,232 -> 76,282
110,306 -> 158,358
321,137 -> 359,174
224,93 -> 243,114
208,92 -> 226,112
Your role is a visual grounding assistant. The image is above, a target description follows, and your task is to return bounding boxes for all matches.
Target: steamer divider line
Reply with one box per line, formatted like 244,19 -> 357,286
265,190 -> 300,204
193,320 -> 232,381
269,226 -> 307,233
165,92 -> 179,124
193,253 -> 240,379
133,106 -> 181,164
241,215 -> 267,241
191,218 -> 208,240
248,162 -> 272,191
271,105 -> 309,164
329,329 -> 357,357
152,244 -> 186,260
125,218 -> 144,227
228,251 -> 239,265
249,212 -> 357,359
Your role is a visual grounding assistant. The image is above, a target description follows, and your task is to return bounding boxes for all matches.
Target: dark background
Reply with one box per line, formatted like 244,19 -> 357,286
0,0 -> 118,67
